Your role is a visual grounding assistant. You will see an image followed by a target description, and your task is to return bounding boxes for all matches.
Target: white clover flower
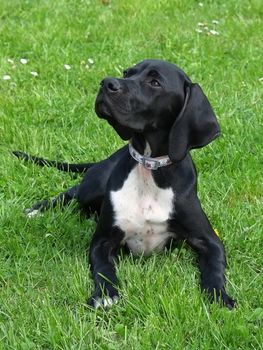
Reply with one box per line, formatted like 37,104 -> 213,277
199,2 -> 203,6
20,58 -> 28,64
210,29 -> 219,35
88,58 -> 94,64
3,75 -> 11,80
212,20 -> 219,25
45,233 -> 52,238
30,71 -> 38,77
7,58 -> 14,64
198,22 -> 205,26
195,29 -> 203,33
64,64 -> 71,70
259,77 -> 263,82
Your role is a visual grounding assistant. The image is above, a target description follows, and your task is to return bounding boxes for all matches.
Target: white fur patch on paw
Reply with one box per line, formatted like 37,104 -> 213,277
94,296 -> 119,309
25,209 -> 42,218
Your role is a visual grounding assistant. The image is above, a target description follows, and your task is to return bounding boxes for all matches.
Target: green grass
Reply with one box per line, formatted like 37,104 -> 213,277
0,0 -> 262,348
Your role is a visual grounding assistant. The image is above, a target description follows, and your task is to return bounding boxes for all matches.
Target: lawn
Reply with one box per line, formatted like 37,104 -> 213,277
0,0 -> 262,349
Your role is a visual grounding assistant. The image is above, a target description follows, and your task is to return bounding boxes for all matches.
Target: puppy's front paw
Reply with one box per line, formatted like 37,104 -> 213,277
205,288 -> 235,309
88,295 -> 119,309
87,288 -> 119,309
220,291 -> 235,309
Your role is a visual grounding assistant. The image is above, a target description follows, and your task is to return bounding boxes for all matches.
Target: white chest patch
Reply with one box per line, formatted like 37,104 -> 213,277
111,165 -> 175,256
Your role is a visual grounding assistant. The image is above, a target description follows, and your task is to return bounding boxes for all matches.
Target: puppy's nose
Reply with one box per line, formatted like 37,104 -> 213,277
101,78 -> 121,92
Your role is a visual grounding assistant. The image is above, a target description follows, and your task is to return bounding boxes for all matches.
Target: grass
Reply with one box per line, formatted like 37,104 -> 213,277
0,0 -> 262,348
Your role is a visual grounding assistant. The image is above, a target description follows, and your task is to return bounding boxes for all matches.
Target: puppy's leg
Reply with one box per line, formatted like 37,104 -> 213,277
187,232 -> 235,309
87,227 -> 124,309
26,185 -> 79,217
175,201 -> 235,309
23,148 -> 118,218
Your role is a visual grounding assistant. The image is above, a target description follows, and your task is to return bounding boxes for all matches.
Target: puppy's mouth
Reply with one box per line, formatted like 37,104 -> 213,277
95,89 -> 130,118
95,98 -> 111,120
95,96 -> 134,140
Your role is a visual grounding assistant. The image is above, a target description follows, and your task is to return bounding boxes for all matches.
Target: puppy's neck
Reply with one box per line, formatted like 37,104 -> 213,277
131,131 -> 170,158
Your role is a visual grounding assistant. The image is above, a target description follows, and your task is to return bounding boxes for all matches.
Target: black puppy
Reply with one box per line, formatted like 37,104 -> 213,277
14,59 -> 235,309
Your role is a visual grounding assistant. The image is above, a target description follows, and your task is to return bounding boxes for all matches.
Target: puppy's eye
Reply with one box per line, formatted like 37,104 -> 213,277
150,79 -> 161,87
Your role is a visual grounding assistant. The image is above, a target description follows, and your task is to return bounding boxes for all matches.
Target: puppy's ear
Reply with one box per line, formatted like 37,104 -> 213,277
168,83 -> 220,162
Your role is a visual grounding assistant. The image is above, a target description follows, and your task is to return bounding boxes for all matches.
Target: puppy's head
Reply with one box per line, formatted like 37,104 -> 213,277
95,59 -> 220,162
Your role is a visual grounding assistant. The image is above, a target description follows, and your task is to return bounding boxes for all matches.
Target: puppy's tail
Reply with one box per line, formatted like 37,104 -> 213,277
12,151 -> 95,173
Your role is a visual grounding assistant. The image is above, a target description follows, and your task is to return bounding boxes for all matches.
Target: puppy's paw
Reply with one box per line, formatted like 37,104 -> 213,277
87,288 -> 119,309
88,295 -> 119,309
205,288 -> 235,309
25,208 -> 43,218
24,199 -> 49,218
220,291 -> 235,310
